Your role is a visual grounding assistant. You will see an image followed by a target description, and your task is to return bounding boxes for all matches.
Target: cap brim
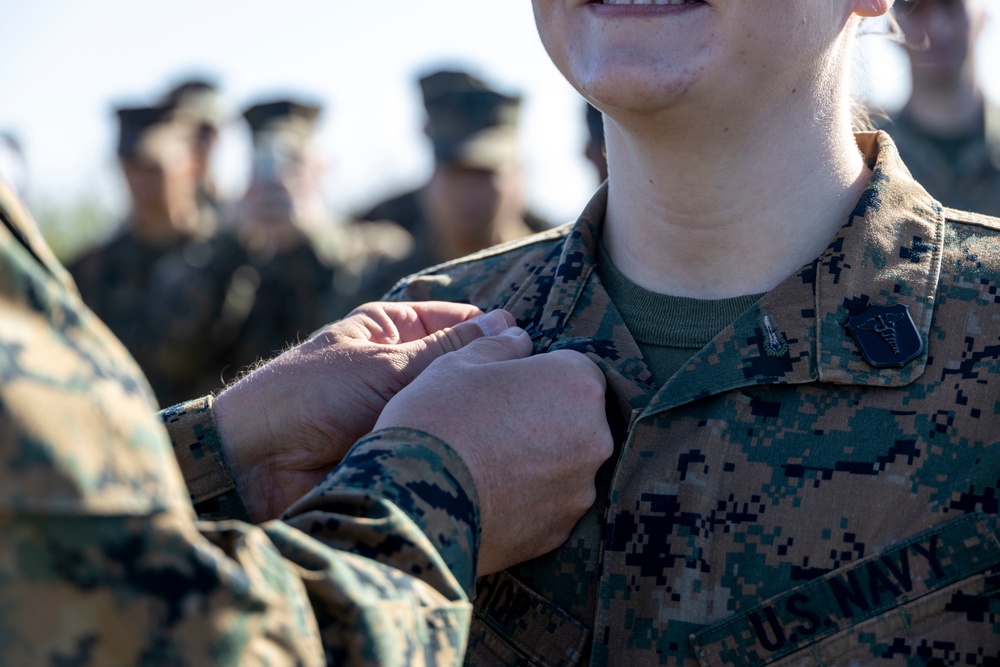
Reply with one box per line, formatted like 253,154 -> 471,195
435,126 -> 519,170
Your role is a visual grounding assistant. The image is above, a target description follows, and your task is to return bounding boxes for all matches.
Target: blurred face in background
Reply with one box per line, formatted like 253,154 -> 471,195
424,160 -> 525,242
897,0 -> 983,86
120,146 -> 197,229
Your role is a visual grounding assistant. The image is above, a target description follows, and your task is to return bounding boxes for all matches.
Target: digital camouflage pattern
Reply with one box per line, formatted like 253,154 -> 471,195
884,104 -> 1000,217
0,177 -> 480,666
389,132 -> 1000,665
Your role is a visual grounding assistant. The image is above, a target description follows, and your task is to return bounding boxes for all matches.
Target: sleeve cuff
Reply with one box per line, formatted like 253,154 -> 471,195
158,396 -> 252,523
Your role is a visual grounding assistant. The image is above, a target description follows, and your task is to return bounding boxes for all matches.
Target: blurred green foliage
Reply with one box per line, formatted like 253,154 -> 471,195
34,197 -> 117,264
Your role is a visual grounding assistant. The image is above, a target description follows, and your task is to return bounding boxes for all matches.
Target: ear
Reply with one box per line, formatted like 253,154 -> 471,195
851,0 -> 893,18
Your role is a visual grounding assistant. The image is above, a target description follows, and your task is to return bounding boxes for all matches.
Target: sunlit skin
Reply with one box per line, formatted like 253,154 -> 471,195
422,162 -> 529,262
896,0 -> 986,136
531,0 -> 893,299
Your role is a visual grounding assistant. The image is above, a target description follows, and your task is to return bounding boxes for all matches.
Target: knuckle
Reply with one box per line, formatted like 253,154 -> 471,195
568,485 -> 598,515
467,336 -> 512,358
448,321 -> 487,350
590,430 -> 615,462
578,374 -> 607,408
545,526 -> 574,553
427,329 -> 462,356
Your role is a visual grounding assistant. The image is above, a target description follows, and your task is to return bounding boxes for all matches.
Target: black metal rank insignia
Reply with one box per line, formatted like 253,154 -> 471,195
845,303 -> 924,368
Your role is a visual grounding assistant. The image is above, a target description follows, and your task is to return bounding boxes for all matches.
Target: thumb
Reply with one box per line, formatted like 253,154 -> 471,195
401,309 -> 530,376
453,326 -> 534,366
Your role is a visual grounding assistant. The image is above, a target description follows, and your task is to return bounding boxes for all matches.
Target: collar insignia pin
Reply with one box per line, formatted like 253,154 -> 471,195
845,303 -> 924,368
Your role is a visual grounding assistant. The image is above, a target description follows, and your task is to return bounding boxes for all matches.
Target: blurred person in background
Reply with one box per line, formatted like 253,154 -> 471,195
357,69 -> 548,300
69,103 -> 219,405
234,98 -> 331,259
150,98 -> 411,394
161,77 -> 226,216
886,0 -> 1000,214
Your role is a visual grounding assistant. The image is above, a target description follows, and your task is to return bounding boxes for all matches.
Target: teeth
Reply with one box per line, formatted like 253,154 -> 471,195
602,0 -> 699,4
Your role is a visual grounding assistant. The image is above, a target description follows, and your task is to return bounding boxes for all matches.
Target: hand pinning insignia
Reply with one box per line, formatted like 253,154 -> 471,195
845,303 -> 924,369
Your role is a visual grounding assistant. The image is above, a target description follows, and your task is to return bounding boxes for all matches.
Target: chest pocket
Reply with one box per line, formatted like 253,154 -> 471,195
466,571 -> 590,667
691,512 -> 1000,666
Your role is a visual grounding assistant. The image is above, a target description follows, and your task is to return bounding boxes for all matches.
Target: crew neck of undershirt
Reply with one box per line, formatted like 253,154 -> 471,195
595,240 -> 765,385
596,241 -> 763,347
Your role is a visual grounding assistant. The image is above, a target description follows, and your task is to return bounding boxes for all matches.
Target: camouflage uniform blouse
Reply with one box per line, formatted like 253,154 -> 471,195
0,180 -> 479,666
389,132 -> 1000,666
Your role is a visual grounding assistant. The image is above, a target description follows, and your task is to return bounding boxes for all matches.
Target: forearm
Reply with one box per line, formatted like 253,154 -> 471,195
267,429 -> 482,663
282,428 -> 481,598
3,179 -> 479,666
159,397 -> 482,654
23,400 -> 481,666
159,400 -> 481,588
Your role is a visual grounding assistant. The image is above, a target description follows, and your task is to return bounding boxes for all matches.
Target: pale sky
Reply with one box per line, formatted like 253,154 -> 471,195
0,1 -> 997,230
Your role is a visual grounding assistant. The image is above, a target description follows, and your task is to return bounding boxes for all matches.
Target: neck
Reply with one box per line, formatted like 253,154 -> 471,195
905,63 -> 982,136
601,89 -> 869,299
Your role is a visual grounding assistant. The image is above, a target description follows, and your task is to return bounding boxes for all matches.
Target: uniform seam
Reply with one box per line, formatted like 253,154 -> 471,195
943,207 -> 1000,232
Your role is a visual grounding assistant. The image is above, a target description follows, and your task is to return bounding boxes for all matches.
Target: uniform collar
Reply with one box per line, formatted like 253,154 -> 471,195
784,131 -> 943,387
507,132 -> 945,421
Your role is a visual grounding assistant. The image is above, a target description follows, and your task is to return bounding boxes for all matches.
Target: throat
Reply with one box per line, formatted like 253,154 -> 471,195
600,127 -> 871,299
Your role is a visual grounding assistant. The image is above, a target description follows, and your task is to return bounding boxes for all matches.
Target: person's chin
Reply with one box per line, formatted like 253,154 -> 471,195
583,73 -> 701,120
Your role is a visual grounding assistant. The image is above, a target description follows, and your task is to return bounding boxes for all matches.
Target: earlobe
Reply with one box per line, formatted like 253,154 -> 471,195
853,0 -> 893,18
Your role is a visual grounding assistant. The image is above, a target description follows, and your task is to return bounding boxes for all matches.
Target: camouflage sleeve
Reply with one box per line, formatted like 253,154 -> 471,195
269,427 -> 481,663
158,393 -> 482,596
159,395 -> 253,523
1,185 -> 478,666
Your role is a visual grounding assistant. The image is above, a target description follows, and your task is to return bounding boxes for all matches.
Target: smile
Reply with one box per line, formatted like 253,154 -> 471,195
600,0 -> 702,4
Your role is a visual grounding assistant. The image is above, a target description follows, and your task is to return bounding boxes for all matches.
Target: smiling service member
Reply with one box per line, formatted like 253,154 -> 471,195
386,0 -> 1000,663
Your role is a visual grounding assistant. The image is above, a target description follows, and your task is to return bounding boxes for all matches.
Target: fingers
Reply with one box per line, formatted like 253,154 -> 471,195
404,301 -> 485,340
422,309 -> 511,355
402,310 -> 531,377
448,324 -> 533,364
343,301 -> 484,344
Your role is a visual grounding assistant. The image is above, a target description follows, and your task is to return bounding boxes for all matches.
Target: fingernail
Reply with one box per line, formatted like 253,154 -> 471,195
478,310 -> 509,336
501,326 -> 527,338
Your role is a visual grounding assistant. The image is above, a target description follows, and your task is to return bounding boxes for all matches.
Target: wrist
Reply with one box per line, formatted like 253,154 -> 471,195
158,395 -> 252,522
213,378 -> 268,486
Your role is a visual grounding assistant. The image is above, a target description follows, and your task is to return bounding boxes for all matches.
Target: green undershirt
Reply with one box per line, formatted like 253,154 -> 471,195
596,242 -> 764,387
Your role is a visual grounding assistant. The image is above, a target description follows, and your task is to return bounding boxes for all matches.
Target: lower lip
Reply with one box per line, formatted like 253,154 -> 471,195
587,2 -> 706,17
